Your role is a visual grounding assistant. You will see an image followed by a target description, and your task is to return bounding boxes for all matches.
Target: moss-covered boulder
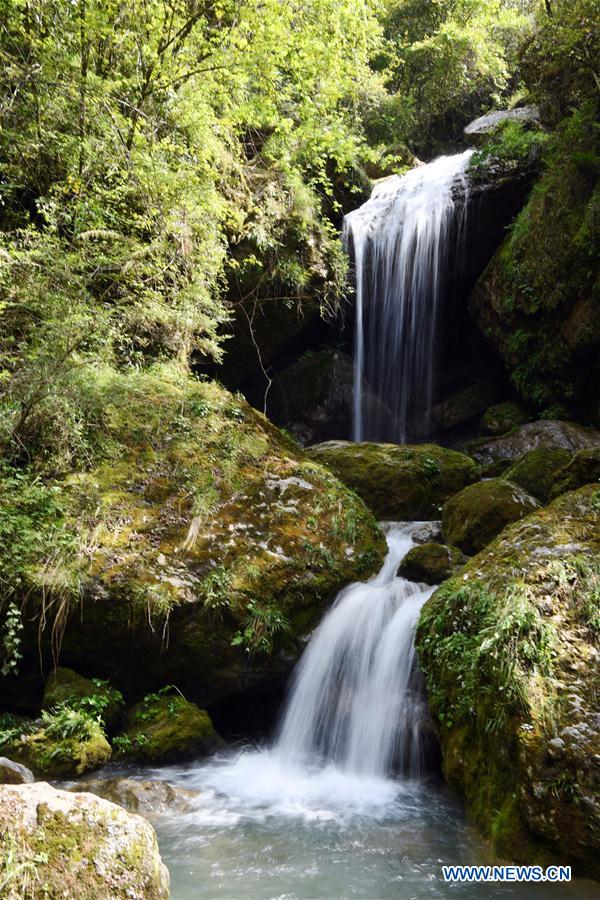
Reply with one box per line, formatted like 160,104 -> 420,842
550,447 -> 600,498
43,668 -> 124,732
0,782 -> 169,898
480,458 -> 512,478
0,709 -> 111,778
307,441 -> 479,519
467,420 -> 600,465
442,478 -> 539,554
398,543 -> 467,585
504,447 -> 573,502
114,691 -> 222,763
481,401 -> 529,436
431,381 -> 499,432
417,485 -> 600,876
6,371 -> 385,709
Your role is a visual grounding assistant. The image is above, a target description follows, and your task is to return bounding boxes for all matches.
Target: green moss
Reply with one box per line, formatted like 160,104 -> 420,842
417,484 -> 600,876
43,668 -> 124,732
482,402 -> 530,436
442,478 -> 539,554
308,441 -> 479,519
550,446 -> 600,498
114,690 -> 222,762
504,448 -> 572,502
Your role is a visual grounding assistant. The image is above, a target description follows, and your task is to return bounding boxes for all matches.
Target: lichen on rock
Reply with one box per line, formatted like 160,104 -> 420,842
0,781 -> 169,898
417,484 -> 600,876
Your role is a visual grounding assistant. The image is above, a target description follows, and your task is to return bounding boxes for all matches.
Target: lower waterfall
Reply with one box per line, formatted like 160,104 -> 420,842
343,151 -> 473,443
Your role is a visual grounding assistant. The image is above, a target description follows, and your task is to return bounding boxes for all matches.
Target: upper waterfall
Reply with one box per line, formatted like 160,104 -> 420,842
343,151 -> 473,443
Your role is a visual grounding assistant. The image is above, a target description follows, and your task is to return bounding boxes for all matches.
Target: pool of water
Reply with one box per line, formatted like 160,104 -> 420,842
136,748 -> 597,900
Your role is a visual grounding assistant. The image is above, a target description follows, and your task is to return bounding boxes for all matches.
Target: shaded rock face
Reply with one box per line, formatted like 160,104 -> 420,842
504,447 -> 573,503
417,485 -> 600,877
9,379 -> 385,713
550,446 -> 600,498
266,349 -> 392,446
0,782 -> 169,898
442,478 -> 539,555
397,543 -> 467,586
307,441 -> 479,520
467,420 -> 600,465
431,381 -> 499,432
481,401 -> 529,436
464,107 -> 541,143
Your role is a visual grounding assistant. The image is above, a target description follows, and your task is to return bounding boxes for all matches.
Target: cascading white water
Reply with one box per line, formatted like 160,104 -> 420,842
343,151 -> 473,443
276,523 -> 434,777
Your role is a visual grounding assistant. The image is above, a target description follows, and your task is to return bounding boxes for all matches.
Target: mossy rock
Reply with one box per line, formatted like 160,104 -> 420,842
481,401 -> 529,436
417,484 -> 600,876
43,668 -> 124,732
0,782 -> 169,898
550,447 -> 600,498
307,441 -> 479,519
115,693 -> 222,763
504,447 -> 573,502
1,710 -> 111,778
8,372 -> 386,708
398,543 -> 467,585
442,478 -> 539,554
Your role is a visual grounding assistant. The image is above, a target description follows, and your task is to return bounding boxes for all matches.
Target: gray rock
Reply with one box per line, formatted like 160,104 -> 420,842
464,107 -> 541,143
73,776 -> 198,818
467,421 -> 600,465
0,756 -> 34,785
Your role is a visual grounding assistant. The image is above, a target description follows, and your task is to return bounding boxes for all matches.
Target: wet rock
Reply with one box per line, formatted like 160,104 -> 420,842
442,478 -> 539,554
464,107 -> 541,144
43,667 -> 124,732
504,447 -> 573,503
307,441 -> 479,520
466,420 -> 600,465
0,781 -> 169,898
0,756 -> 34,785
417,484 -> 600,877
398,543 -> 467,585
115,692 -> 223,763
480,458 -> 512,478
412,522 -> 443,545
74,776 -> 198,817
481,401 -> 530,436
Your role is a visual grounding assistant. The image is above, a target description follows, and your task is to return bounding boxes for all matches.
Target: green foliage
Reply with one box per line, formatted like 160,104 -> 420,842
469,120 -> 549,179
232,601 -> 291,655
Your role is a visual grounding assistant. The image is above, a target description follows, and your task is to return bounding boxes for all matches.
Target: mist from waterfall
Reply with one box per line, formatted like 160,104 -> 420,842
343,151 -> 473,443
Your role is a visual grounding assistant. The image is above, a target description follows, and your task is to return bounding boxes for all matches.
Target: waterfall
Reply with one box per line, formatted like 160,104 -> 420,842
275,523 -> 434,778
343,151 -> 473,443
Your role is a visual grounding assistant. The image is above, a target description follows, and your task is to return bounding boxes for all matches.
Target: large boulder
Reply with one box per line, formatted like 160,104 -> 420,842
504,447 -> 573,503
417,485 -> 600,876
0,782 -> 169,898
442,479 -> 539,554
464,107 -> 541,144
481,401 -> 529,436
307,442 -> 479,519
431,381 -> 499,432
74,776 -> 198,818
467,420 -> 600,465
5,375 -> 385,711
397,543 -> 467,585
115,691 -> 222,763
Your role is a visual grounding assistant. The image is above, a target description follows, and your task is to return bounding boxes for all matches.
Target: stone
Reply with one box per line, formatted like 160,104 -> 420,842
115,693 -> 223,763
0,756 -> 34,785
464,107 -> 541,143
480,458 -> 512,478
74,776 -> 198,818
442,478 -> 539,554
0,781 -> 169,898
550,447 -> 600,498
466,421 -> 600,465
398,543 -> 467,585
412,521 -> 443,545
417,484 -> 600,877
504,447 -> 573,503
307,441 -> 479,520
432,381 -> 499,432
